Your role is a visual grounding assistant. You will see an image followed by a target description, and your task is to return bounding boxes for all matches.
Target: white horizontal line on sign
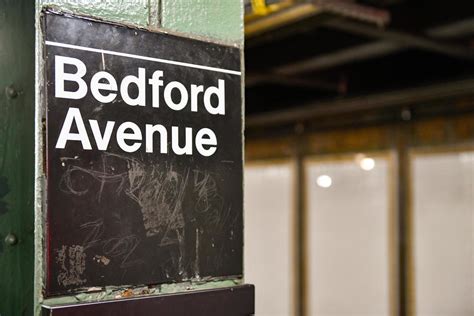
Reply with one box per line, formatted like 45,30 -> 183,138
45,41 -> 242,76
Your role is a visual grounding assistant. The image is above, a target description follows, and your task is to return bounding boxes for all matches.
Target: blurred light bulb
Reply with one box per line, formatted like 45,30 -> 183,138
317,175 -> 332,188
360,157 -> 375,171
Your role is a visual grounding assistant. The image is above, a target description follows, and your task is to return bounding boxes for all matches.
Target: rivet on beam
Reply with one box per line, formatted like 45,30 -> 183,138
5,85 -> 18,99
4,233 -> 18,246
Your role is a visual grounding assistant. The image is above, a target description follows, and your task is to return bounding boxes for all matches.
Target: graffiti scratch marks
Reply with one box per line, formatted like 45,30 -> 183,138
193,170 -> 225,229
60,166 -> 128,202
60,153 -> 191,240
80,218 -> 104,250
102,235 -> 141,269
126,161 -> 189,239
55,152 -> 237,286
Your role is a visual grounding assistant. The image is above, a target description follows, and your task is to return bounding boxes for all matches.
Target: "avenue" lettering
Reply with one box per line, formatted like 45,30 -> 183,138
55,108 -> 218,156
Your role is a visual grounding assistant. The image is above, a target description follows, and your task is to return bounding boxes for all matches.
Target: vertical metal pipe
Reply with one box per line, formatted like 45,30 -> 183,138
294,125 -> 307,316
396,122 -> 412,316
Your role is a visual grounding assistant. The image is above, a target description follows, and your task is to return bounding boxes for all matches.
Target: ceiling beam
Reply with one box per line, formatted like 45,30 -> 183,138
275,40 -> 400,75
322,18 -> 474,60
246,78 -> 474,127
249,18 -> 474,83
426,18 -> 474,39
246,72 -> 345,92
245,0 -> 390,38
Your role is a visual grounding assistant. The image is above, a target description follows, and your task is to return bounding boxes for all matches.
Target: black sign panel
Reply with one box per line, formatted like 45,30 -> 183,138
43,12 -> 242,296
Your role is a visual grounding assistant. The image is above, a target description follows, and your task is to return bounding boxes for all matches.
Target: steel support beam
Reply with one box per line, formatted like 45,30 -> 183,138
427,18 -> 474,39
246,72 -> 344,92
249,18 -> 474,85
245,0 -> 390,38
246,78 -> 474,127
275,40 -> 400,74
322,18 -> 474,60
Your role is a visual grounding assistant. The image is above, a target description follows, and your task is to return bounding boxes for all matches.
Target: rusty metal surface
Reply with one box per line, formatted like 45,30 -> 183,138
42,285 -> 255,316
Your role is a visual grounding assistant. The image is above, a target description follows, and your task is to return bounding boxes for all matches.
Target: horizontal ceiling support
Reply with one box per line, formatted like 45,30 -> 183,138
426,18 -> 474,39
322,18 -> 474,60
246,78 -> 474,127
249,18 -> 474,85
312,0 -> 390,26
245,0 -> 390,38
246,72 -> 344,92
245,3 -> 321,38
275,40 -> 400,75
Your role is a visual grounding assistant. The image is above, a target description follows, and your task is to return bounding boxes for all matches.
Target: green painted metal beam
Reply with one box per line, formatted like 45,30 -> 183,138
0,1 -> 36,315
39,0 -> 151,28
38,0 -> 244,45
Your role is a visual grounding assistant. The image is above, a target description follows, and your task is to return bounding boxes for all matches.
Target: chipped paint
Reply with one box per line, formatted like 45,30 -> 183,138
161,0 -> 244,45
41,279 -> 242,307
56,245 -> 87,287
39,0 -> 150,27
38,0 -> 244,46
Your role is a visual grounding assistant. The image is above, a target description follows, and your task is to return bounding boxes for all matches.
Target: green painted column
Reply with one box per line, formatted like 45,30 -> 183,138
0,1 -> 244,314
0,1 -> 36,316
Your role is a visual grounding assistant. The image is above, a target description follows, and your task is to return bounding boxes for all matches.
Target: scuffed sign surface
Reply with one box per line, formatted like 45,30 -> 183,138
43,12 -> 243,296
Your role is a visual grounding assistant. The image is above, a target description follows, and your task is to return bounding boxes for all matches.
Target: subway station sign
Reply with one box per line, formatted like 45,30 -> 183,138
43,12 -> 242,296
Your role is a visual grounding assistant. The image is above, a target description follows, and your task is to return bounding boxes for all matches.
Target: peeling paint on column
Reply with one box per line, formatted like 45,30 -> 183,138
38,0 -> 150,27
161,0 -> 244,45
37,0 -> 244,46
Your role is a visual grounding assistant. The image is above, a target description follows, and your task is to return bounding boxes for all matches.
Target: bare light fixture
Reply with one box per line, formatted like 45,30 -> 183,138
317,175 -> 332,188
355,153 -> 376,171
360,157 -> 376,171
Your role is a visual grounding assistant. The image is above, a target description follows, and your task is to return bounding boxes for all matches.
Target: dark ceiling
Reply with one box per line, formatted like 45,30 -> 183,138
245,0 -> 474,121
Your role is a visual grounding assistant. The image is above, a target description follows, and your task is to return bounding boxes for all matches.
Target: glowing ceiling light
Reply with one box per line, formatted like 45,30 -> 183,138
360,157 -> 375,171
317,175 -> 332,188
